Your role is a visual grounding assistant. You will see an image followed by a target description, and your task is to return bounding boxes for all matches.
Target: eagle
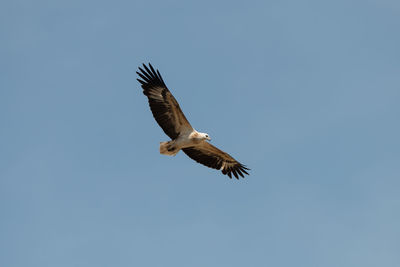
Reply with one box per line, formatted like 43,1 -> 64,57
136,63 -> 249,179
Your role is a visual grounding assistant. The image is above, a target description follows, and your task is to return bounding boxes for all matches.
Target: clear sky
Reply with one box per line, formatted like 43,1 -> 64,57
1,0 -> 399,266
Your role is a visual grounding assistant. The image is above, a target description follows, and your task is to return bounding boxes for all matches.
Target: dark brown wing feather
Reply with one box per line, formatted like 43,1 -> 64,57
182,142 -> 250,179
137,63 -> 192,139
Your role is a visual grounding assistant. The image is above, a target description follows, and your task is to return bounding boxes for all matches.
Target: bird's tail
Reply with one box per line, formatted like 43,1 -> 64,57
160,141 -> 179,156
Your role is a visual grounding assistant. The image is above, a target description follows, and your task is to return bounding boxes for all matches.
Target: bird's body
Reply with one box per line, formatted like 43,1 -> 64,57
159,130 -> 204,156
137,63 -> 249,179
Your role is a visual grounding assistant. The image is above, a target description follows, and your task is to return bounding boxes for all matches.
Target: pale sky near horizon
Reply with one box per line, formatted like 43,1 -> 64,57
1,0 -> 400,266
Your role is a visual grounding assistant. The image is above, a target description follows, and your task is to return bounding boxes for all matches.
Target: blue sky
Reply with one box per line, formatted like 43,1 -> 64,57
1,0 -> 399,266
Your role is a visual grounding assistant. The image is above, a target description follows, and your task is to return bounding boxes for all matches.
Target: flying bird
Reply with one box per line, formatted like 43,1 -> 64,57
136,63 -> 249,179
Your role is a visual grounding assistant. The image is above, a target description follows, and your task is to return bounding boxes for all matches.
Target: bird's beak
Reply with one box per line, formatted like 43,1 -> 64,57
207,137 -> 211,141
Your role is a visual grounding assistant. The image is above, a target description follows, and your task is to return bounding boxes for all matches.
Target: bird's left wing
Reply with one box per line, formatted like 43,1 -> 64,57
137,63 -> 192,140
182,142 -> 249,179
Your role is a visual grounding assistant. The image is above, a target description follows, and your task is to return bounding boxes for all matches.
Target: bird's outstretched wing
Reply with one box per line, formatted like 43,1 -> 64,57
182,142 -> 250,179
137,63 -> 193,139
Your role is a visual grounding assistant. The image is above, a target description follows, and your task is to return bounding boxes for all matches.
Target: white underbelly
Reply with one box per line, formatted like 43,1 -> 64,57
175,136 -> 194,148
175,130 -> 199,148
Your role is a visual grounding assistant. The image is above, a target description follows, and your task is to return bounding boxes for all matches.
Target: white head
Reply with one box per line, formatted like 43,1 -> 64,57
202,133 -> 211,141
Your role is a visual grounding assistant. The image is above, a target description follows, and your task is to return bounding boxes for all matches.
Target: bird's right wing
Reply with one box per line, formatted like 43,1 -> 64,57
182,142 -> 249,179
137,63 -> 193,140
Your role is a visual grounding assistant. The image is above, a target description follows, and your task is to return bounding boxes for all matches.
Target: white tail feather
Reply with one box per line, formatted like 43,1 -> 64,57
160,141 -> 179,156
